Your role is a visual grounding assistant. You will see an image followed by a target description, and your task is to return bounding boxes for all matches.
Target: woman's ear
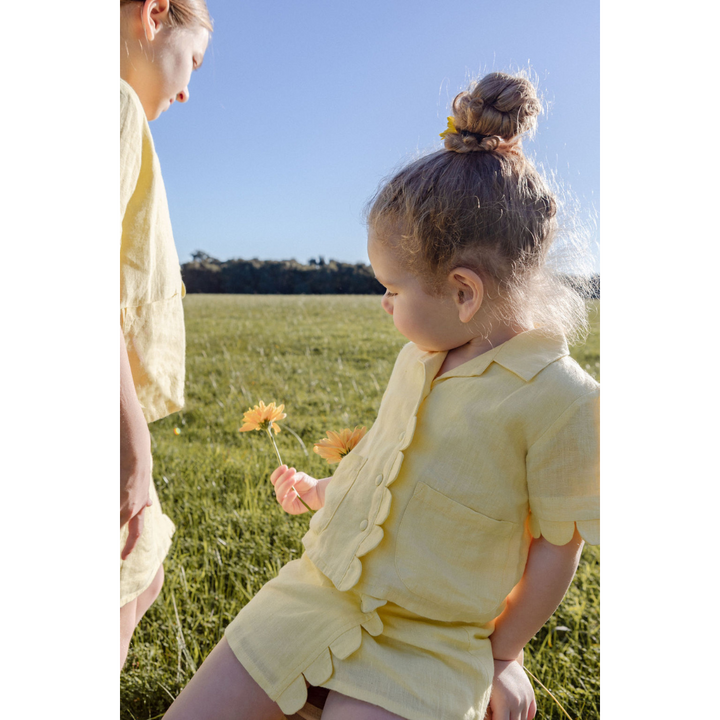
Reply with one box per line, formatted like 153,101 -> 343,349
447,267 -> 484,323
140,0 -> 171,42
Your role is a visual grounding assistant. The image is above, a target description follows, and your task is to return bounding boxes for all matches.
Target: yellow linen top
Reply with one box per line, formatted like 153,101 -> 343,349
120,78 -> 185,423
303,328 -> 599,626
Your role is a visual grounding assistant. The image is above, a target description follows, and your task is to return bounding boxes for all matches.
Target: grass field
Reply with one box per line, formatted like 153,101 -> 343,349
121,295 -> 600,720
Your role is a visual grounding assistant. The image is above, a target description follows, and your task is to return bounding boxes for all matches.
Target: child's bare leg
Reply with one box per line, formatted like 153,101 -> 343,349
163,636 -> 285,720
323,691 -> 407,720
120,565 -> 165,670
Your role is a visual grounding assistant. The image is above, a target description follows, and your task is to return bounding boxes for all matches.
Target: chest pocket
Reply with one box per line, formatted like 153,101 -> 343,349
395,482 -> 519,615
309,452 -> 368,534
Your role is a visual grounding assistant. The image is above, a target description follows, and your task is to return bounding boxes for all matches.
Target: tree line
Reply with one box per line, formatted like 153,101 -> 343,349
181,252 -> 600,298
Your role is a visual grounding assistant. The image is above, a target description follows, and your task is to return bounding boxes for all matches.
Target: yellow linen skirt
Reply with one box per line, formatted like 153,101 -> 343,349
225,554 -> 494,720
120,480 -> 175,607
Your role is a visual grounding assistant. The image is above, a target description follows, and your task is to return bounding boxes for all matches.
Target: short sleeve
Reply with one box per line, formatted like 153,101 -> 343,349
120,81 -> 144,239
526,388 -> 599,545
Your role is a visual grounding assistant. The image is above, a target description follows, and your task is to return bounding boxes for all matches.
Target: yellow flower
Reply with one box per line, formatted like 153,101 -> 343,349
239,401 -> 287,435
439,115 -> 457,139
313,426 -> 367,464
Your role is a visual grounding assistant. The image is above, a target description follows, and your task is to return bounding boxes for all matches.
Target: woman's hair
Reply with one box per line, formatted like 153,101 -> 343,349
120,0 -> 213,32
367,71 -> 590,344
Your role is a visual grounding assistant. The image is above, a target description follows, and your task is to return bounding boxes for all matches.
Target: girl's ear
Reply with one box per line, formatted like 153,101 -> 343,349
447,268 -> 484,323
141,0 -> 171,42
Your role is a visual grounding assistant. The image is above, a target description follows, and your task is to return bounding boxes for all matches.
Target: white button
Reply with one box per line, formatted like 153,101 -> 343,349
359,520 -> 369,531
375,474 -> 383,486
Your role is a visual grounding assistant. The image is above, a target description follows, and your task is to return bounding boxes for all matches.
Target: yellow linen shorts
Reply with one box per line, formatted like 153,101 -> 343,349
225,554 -> 494,720
120,480 -> 175,607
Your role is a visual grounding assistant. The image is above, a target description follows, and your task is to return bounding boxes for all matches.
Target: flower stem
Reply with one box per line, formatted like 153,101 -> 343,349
266,429 -> 313,513
523,666 -> 573,720
267,428 -> 284,466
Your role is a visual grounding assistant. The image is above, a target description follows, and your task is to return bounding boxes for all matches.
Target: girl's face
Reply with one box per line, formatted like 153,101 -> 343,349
126,14 -> 209,121
367,230 -> 471,353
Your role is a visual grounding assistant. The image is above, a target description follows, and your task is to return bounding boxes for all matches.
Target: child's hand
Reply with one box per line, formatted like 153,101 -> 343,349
270,465 -> 324,514
485,659 -> 536,720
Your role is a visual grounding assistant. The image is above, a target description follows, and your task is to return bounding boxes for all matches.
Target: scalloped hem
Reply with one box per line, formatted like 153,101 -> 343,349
322,484 -> 394,593
529,515 -> 599,545
274,611 -> 384,714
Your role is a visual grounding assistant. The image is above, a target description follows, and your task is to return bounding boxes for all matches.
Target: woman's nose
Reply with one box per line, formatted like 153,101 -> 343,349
381,294 -> 393,315
176,87 -> 190,103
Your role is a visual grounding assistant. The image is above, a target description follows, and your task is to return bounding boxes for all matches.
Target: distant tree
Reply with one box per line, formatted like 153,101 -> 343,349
191,250 -> 221,264
181,254 -> 598,298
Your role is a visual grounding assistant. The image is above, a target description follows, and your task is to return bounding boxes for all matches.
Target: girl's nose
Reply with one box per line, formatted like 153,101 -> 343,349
176,87 -> 190,103
381,293 -> 393,315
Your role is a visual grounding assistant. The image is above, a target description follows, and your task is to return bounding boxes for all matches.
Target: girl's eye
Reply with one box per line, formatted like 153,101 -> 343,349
385,291 -> 397,298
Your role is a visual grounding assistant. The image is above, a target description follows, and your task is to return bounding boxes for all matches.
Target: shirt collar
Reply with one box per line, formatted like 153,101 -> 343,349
421,328 -> 569,383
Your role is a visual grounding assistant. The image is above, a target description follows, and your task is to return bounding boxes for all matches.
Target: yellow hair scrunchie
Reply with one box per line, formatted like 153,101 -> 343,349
439,116 -> 457,139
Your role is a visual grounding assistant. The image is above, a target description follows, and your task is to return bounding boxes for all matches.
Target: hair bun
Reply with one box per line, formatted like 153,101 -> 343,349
444,72 -> 542,154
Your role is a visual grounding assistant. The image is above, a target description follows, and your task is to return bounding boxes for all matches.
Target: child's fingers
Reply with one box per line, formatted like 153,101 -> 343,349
270,465 -> 289,486
280,487 -> 308,515
276,476 -> 309,514
291,471 -> 315,493
275,471 -> 299,503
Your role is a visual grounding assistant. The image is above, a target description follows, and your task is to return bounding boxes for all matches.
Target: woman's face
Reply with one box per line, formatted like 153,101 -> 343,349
123,3 -> 209,121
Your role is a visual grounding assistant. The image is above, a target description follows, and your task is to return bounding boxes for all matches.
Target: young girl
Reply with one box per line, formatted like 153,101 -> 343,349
120,0 -> 212,670
165,71 -> 599,720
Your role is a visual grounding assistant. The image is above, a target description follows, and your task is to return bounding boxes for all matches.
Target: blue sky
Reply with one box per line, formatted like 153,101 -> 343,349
154,0 -> 600,271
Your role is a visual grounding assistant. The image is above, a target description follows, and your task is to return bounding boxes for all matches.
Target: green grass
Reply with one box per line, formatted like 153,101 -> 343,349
121,296 -> 600,720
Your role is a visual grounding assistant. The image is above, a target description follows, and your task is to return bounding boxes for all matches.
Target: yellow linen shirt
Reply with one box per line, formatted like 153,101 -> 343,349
120,79 -> 185,423
302,328 -> 599,626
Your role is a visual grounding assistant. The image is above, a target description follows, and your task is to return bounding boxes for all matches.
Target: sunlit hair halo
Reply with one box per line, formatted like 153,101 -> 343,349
367,71 -> 589,344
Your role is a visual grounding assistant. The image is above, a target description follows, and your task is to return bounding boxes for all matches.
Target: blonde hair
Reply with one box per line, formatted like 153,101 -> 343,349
120,0 -> 213,32
367,71 -> 590,344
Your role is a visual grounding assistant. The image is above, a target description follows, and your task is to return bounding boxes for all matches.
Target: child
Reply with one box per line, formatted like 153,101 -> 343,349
165,71 -> 599,720
120,0 -> 212,670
